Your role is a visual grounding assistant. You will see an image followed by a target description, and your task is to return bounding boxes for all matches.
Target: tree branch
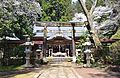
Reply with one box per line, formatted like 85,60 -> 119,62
78,0 -> 91,30
90,0 -> 98,15
90,0 -> 94,3
78,0 -> 89,15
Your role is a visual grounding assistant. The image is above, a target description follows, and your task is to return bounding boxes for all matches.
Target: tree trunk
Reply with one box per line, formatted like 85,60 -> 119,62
78,0 -> 102,48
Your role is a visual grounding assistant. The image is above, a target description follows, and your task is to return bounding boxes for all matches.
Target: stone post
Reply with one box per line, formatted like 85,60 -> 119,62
71,23 -> 76,62
43,24 -> 48,63
43,24 -> 47,57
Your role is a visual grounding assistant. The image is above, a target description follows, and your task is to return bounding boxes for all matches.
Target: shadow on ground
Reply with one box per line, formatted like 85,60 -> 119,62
88,66 -> 120,78
0,67 -> 41,78
88,72 -> 120,78
75,66 -> 120,78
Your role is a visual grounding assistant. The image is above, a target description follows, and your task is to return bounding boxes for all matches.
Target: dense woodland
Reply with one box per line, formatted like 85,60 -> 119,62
0,0 -> 120,66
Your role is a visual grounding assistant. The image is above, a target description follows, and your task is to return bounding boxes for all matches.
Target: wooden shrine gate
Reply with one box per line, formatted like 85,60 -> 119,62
34,22 -> 84,62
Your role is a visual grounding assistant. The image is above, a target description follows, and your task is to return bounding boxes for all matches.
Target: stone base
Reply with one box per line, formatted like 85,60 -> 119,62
83,64 -> 91,68
23,64 -> 33,68
43,57 -> 48,63
72,56 -> 76,63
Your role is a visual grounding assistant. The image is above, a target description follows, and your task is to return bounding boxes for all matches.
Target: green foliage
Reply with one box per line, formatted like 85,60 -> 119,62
111,29 -> 120,39
39,0 -> 73,21
97,0 -> 105,6
0,44 -> 25,66
11,45 -> 25,57
76,31 -> 89,49
0,65 -> 23,71
0,0 -> 41,39
76,55 -> 84,64
94,29 -> 120,65
73,0 -> 105,13
109,40 -> 120,65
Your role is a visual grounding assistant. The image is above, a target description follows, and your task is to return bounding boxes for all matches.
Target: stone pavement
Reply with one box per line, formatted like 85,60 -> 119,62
34,62 -> 120,78
1,60 -> 120,78
34,62 -> 82,78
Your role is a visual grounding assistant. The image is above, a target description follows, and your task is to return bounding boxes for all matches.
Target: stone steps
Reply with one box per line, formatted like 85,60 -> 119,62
46,57 -> 72,64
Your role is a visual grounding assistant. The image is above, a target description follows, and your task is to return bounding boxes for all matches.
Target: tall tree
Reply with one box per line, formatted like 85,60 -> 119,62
0,0 -> 41,65
0,0 -> 41,39
39,0 -> 73,21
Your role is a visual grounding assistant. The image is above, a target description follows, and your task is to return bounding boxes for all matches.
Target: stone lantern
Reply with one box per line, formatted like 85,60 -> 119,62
83,37 -> 92,67
36,48 -> 42,60
22,35 -> 34,67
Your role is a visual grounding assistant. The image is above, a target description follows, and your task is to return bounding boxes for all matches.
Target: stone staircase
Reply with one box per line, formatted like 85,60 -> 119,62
46,57 -> 73,65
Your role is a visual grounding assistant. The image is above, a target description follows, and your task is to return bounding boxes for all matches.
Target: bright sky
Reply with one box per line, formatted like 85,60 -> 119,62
72,0 -> 78,2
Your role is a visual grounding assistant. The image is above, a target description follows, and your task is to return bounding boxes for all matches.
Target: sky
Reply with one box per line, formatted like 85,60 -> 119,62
72,0 -> 77,2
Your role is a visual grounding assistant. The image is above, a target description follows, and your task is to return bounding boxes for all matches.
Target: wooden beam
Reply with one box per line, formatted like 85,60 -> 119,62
35,21 -> 84,27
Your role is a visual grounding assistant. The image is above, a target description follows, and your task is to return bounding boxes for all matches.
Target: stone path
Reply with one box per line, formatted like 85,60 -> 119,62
1,57 -> 120,78
36,62 -> 82,78
34,61 -> 120,78
33,57 -> 120,78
